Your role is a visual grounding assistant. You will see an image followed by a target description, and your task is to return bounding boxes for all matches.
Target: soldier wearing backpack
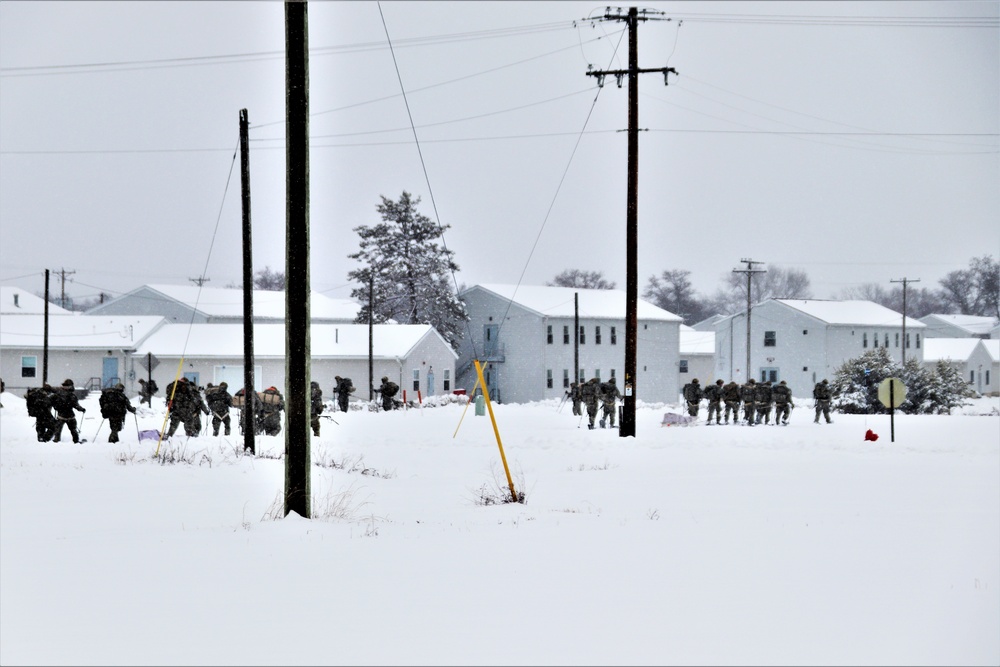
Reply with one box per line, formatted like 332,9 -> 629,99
333,375 -> 355,413
25,384 -> 57,442
50,379 -> 86,443
205,382 -> 234,437
100,383 -> 137,443
377,376 -> 399,411
310,381 -> 324,436
138,378 -> 158,406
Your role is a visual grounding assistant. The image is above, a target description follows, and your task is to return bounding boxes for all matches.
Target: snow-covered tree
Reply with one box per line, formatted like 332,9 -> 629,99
642,269 -> 712,323
939,255 -> 999,318
926,360 -> 977,414
347,192 -> 468,349
547,269 -> 616,290
831,347 -> 896,414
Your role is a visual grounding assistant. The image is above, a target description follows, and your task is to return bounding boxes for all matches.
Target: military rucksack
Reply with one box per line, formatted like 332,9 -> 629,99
99,388 -> 123,418
25,387 -> 51,418
383,381 -> 398,397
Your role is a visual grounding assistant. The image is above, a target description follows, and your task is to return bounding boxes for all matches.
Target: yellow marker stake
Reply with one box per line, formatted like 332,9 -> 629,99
154,359 -> 186,457
452,376 -> 482,439
474,359 -> 518,502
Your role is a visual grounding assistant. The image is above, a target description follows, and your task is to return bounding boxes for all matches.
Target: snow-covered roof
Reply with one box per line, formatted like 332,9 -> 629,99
680,328 -> 715,355
922,338 -> 983,363
690,314 -> 726,331
0,314 -> 166,349
920,313 -> 999,336
133,323 -> 456,359
774,299 -> 925,328
981,339 -> 999,363
467,284 -> 682,322
0,286 -> 74,316
102,284 -> 362,321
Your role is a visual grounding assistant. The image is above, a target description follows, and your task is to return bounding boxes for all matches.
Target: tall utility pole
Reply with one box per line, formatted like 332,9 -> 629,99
574,292 -> 580,390
368,270 -> 374,401
891,277 -> 919,367
733,259 -> 766,382
55,267 -> 75,310
43,269 -> 50,384
586,6 -> 677,438
239,108 -> 256,456
189,276 -> 210,287
284,0 -> 311,519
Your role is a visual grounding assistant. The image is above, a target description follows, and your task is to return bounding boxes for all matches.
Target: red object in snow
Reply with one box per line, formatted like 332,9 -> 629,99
864,429 -> 879,442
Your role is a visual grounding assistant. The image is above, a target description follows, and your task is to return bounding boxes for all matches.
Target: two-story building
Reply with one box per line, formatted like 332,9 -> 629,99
456,284 -> 683,404
714,299 -> 926,395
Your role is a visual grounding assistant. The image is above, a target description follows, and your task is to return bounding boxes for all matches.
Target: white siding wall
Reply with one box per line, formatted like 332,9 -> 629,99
0,348 -> 132,396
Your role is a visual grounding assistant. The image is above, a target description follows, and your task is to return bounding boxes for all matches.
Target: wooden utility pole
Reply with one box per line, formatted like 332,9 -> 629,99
43,269 -> 50,384
368,269 -> 374,400
239,108 -> 256,456
586,6 -> 677,438
56,267 -> 75,310
284,0 -> 311,519
891,277 -> 919,367
189,276 -> 210,286
733,259 -> 766,382
574,292 -> 580,390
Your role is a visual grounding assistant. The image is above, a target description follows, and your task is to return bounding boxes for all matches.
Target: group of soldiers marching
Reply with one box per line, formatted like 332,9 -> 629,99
566,377 -> 622,430
682,377 -> 795,426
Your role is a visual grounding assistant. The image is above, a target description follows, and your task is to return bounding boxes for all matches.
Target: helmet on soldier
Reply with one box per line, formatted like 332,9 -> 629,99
381,376 -> 388,383
115,383 -> 125,390
716,379 -> 724,385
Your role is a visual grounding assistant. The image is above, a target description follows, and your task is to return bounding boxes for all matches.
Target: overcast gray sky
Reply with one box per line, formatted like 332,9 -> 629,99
1,1 -> 997,308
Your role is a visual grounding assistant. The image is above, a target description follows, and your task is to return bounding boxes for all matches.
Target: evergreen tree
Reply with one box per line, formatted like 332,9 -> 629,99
898,357 -> 936,414
347,192 -> 468,349
926,360 -> 977,414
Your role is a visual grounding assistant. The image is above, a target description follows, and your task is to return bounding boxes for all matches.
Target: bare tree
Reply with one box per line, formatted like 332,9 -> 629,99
642,269 -> 712,324
838,283 -> 945,319
252,266 -> 286,291
939,255 -> 999,318
547,269 -> 616,290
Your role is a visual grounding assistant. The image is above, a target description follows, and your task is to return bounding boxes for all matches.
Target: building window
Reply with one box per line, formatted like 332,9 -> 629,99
970,370 -> 975,384
579,326 -> 586,344
873,333 -> 879,348
563,369 -> 570,388
579,368 -> 586,383
21,355 -> 37,378
610,326 -> 617,345
803,330 -> 808,335
679,360 -> 689,373
916,334 -> 921,349
412,369 -> 420,392
546,325 -> 553,344
547,369 -> 553,389
760,368 -> 778,383
610,369 -> 616,379
906,333 -> 911,349
895,333 -> 900,348
863,332 -> 868,348
595,325 -> 602,345
764,331 -> 776,347
884,333 -> 889,348
563,325 -> 570,344
594,369 -> 601,382
443,370 -> 451,392
987,370 -> 991,385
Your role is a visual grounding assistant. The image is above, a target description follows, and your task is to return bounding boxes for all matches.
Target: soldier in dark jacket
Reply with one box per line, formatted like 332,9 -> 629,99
377,376 -> 399,412
772,380 -> 793,425
567,381 -> 582,416
137,378 -> 158,406
580,377 -> 602,430
333,376 -> 355,413
310,381 -> 324,436
599,377 -> 622,428
165,377 -> 206,438
100,383 -> 136,443
25,384 -> 57,442
704,379 -> 724,425
682,378 -> 702,418
722,380 -> 741,425
205,382 -> 234,436
740,378 -> 757,426
51,379 -> 86,443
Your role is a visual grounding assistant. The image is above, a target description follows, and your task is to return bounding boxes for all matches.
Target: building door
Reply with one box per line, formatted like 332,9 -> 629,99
184,371 -> 200,386
484,324 -> 499,357
759,367 -> 778,383
427,367 -> 435,396
102,357 -> 119,388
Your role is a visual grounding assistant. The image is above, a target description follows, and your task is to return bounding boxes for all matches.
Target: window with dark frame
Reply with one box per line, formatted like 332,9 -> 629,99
547,325 -> 553,344
764,331 -> 776,347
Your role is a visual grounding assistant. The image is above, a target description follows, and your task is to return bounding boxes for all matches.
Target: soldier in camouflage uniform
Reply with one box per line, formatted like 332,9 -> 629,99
259,386 -> 285,436
25,384 -> 57,442
100,383 -> 136,443
722,380 -> 741,425
682,378 -> 702,418
310,381 -> 324,436
580,377 -> 602,430
704,379 -> 724,425
567,381 -> 582,416
599,377 -> 621,428
772,380 -> 793,425
205,382 -> 234,436
740,378 -> 757,426
813,379 -> 833,424
51,379 -> 86,443
754,380 -> 774,425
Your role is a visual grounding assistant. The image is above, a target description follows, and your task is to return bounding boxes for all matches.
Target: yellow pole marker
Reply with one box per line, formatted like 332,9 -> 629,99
154,359 -> 186,457
452,375 -> 482,439
474,359 -> 518,502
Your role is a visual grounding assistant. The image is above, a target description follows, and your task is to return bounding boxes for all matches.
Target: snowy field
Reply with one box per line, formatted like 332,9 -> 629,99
1,389 -> 998,666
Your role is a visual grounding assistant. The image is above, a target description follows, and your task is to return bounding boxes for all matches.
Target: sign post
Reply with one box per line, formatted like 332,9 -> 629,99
877,377 -> 907,442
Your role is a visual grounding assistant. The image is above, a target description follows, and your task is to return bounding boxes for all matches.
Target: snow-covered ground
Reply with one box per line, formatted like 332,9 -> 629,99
1,389 -> 998,666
